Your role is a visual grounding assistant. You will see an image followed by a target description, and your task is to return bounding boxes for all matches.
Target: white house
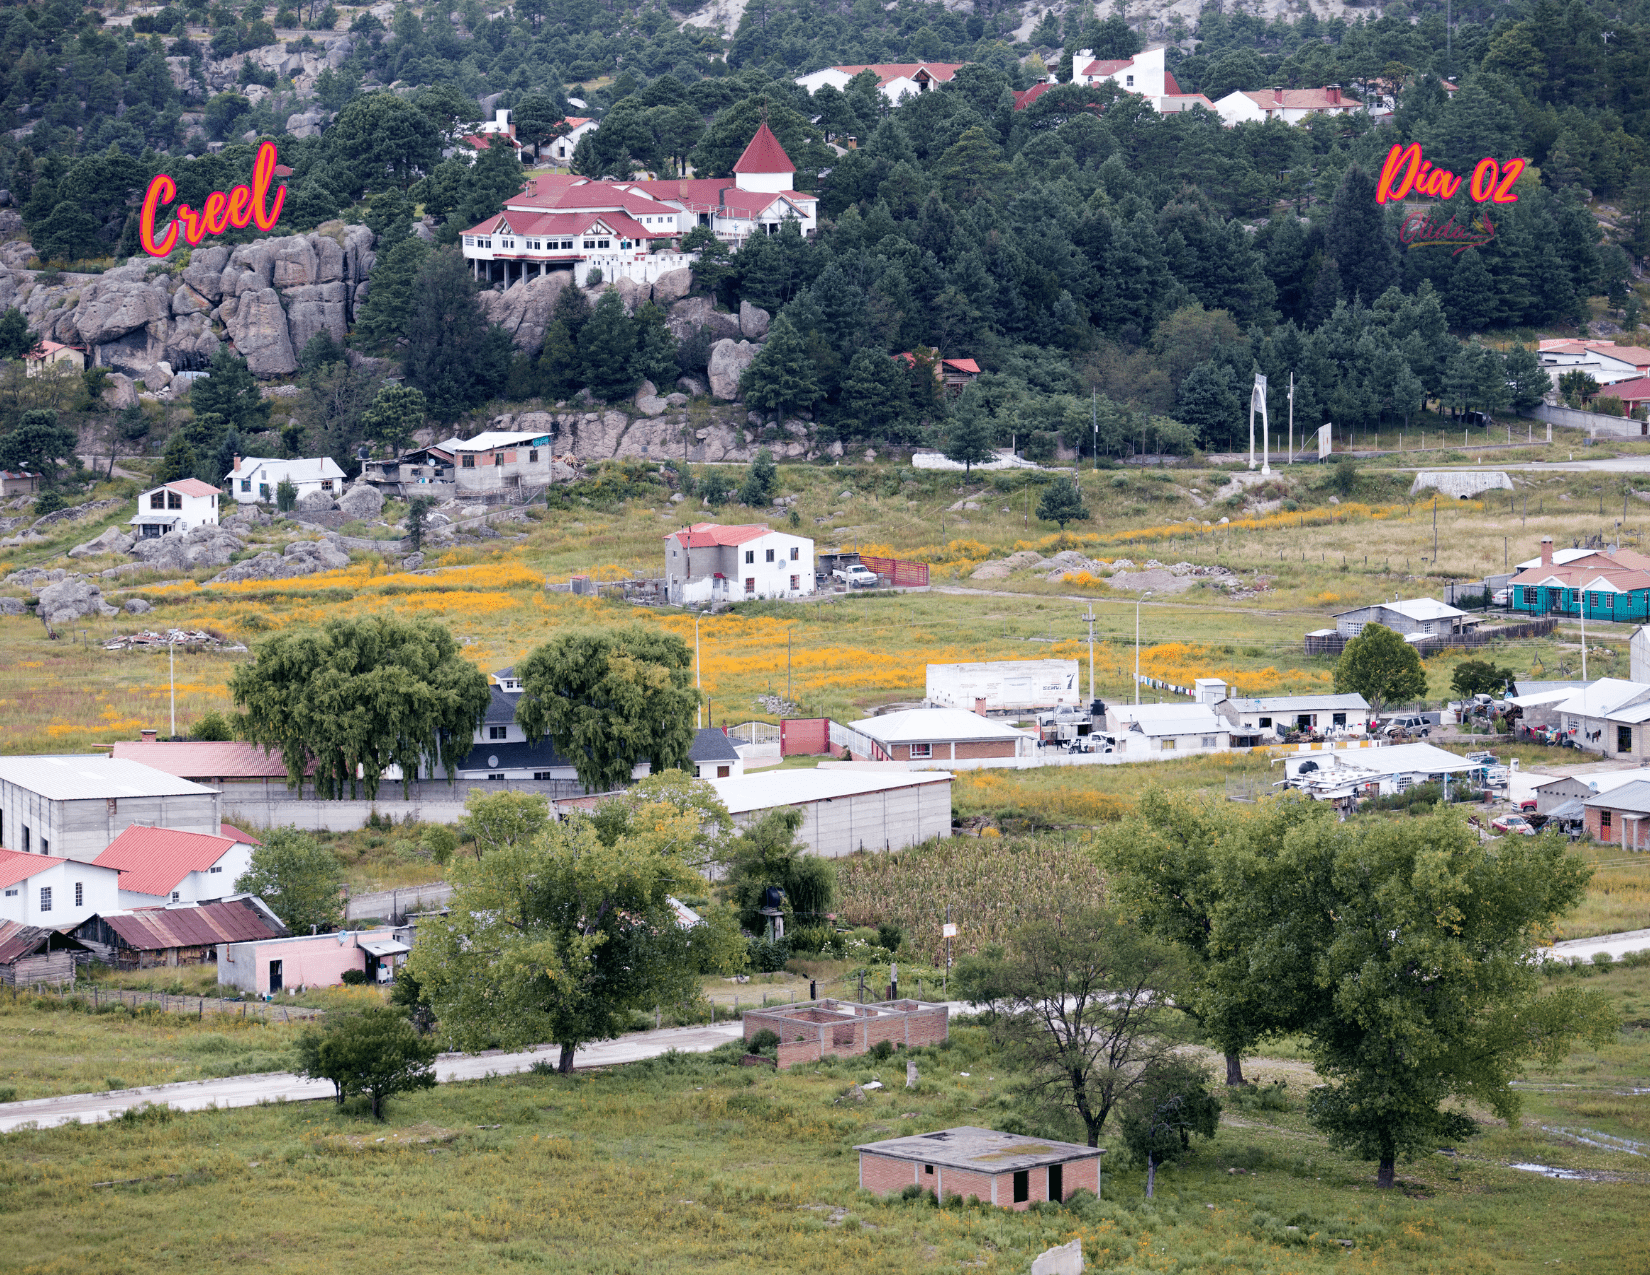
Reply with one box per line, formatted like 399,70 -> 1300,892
665,522 -> 815,606
1333,598 -> 1476,639
794,62 -> 964,104
91,824 -> 259,909
1200,682 -> 1372,746
129,478 -> 221,538
1105,702 -> 1231,757
1072,46 -> 1214,114
1213,86 -> 1362,127
429,430 -> 555,493
225,456 -> 348,505
1513,677 -> 1650,758
690,727 -> 744,780
0,847 -> 120,928
1537,340 -> 1650,387
843,707 -> 1035,768
545,115 -> 597,163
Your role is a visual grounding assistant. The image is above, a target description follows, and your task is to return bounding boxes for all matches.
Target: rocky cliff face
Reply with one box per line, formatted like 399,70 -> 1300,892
1,223 -> 375,384
491,405 -> 823,465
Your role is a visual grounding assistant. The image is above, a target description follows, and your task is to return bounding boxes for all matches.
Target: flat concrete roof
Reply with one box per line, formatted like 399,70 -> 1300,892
0,756 -> 218,801
706,769 -> 953,815
856,1126 -> 1103,1172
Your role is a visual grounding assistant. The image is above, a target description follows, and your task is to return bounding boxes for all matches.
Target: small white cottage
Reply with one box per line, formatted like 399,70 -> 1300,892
130,479 -> 221,537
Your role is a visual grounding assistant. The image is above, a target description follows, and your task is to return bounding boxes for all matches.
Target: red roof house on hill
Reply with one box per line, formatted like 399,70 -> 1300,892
93,824 -> 260,908
664,523 -> 817,605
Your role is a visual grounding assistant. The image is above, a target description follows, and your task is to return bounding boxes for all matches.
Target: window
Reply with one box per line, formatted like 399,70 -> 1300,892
1621,725 -> 1634,753
1012,1170 -> 1029,1203
488,773 -> 506,781
529,449 -> 539,462
39,886 -> 51,913
909,743 -> 932,759
41,839 -> 47,855
583,239 -> 595,249
598,239 -> 610,248
150,491 -> 165,508
619,239 -> 631,249
107,797 -> 118,814
481,238 -> 491,248
1602,810 -> 1613,830
924,1164 -> 934,1176
1161,739 -> 1177,751
1332,713 -> 1346,727
494,454 -> 504,466
1048,1164 -> 1063,1202
240,479 -> 251,492
321,480 -> 334,492
167,491 -> 183,509
74,882 -> 83,907
1258,717 -> 1272,728
1590,592 -> 1600,608
489,726 -> 508,740
21,827 -> 28,852
745,577 -> 755,593
790,575 -> 799,589
717,765 -> 730,778
766,549 -> 775,562
463,456 -> 476,468
1125,75 -> 1134,86
464,236 -> 475,247
209,865 -> 222,873
533,771 -> 554,780
2,889 -> 15,898
171,891 -> 180,902
1524,586 -> 1539,606
259,483 -> 270,499
1201,736 -> 1217,747
790,547 -> 800,560
745,550 -> 755,564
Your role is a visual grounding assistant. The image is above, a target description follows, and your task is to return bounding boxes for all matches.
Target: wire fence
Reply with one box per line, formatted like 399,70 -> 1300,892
8,983 -> 326,1021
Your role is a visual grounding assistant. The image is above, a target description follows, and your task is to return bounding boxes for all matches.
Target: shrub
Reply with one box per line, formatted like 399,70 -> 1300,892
747,936 -> 790,972
876,922 -> 904,954
749,1028 -> 780,1056
867,1039 -> 896,1061
1593,950 -> 1616,969
340,969 -> 369,986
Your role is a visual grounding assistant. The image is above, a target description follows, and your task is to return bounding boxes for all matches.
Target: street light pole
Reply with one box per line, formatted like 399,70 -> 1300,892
1134,590 -> 1153,705
1082,605 -> 1097,707
694,613 -> 703,729
169,634 -> 177,739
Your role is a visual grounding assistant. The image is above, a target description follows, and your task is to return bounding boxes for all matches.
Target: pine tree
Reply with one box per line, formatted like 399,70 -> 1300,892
1447,248 -> 1498,332
629,301 -> 678,390
578,290 -> 639,402
1505,342 -> 1553,413
156,430 -> 198,484
540,320 -> 582,400
0,308 -> 36,361
739,446 -> 776,506
944,386 -> 997,475
739,312 -> 821,418
1325,167 -> 1396,306
404,249 -> 512,421
354,236 -> 432,349
191,347 -> 271,434
838,346 -> 907,437
1037,476 -> 1090,530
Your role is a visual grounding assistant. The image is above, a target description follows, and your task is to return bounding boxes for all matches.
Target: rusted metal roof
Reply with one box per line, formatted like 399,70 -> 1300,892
94,897 -> 287,950
0,920 -> 84,965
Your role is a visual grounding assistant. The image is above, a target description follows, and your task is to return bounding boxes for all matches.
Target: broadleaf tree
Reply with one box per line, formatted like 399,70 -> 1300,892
230,615 -> 493,799
234,827 -> 346,934
1332,622 -> 1428,716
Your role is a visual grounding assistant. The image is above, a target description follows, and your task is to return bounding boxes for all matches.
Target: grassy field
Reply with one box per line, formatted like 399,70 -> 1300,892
3,972 -> 1648,1275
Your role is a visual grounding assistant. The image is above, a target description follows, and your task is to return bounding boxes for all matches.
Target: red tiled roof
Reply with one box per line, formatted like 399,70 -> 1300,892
1241,88 -> 1353,110
668,522 -> 773,548
1601,376 -> 1650,402
734,123 -> 795,174
164,478 -> 221,498
463,209 -> 667,244
1081,57 -> 1136,77
0,848 -> 69,891
88,897 -> 288,951
222,823 -> 261,845
1164,70 -> 1182,95
829,62 -> 965,87
719,189 -> 802,218
93,826 -> 247,899
1012,82 -> 1058,110
464,132 -> 522,151
510,184 -> 679,215
110,739 -> 294,780
1510,547 -> 1650,592
943,358 -> 981,374
520,173 -> 588,199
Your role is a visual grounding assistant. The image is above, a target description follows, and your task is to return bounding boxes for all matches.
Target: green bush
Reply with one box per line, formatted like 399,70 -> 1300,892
747,936 -> 789,972
340,969 -> 369,986
749,1028 -> 780,1056
876,922 -> 904,954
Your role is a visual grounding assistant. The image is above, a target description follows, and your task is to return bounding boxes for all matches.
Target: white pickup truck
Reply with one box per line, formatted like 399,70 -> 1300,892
833,563 -> 880,588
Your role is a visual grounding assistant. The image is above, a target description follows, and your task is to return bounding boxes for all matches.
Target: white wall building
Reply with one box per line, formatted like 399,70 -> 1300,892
1072,46 -> 1214,114
92,824 -> 258,909
129,479 -> 221,538
430,430 -> 556,493
1213,86 -> 1363,127
1537,340 -> 1650,387
794,62 -> 964,104
225,456 -> 348,505
1287,741 -> 1480,800
0,757 -> 222,862
707,770 -> 953,857
926,660 -> 1082,712
665,523 -> 815,606
0,848 -> 120,928
1106,703 -> 1231,757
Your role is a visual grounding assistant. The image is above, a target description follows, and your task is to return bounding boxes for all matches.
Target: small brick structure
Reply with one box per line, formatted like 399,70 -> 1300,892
742,998 -> 948,1069
857,1126 -> 1104,1209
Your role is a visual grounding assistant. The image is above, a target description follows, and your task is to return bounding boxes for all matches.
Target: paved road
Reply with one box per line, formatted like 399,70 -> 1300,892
1547,927 -> 1650,963
0,1020 -> 747,1133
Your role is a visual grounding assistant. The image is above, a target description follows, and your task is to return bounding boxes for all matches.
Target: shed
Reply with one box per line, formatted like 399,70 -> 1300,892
217,926 -> 410,994
857,1126 -> 1104,1209
704,770 -> 953,857
1333,599 -> 1476,639
690,727 -> 743,780
0,920 -> 89,987
72,895 -> 287,969
0,755 -> 223,862
1582,778 -> 1650,849
845,708 -> 1034,766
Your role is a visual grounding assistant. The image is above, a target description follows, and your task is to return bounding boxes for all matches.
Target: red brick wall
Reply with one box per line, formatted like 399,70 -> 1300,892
776,1038 -> 821,1068
939,1167 -> 994,1204
953,740 -> 1017,758
1585,807 -> 1615,843
861,1153 -> 919,1195
1065,1156 -> 1099,1199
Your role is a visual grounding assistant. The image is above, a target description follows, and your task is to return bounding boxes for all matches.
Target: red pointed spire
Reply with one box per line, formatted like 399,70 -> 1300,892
733,122 -> 795,174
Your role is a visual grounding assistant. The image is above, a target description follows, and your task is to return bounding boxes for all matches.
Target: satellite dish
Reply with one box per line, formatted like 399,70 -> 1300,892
488,755 -> 499,767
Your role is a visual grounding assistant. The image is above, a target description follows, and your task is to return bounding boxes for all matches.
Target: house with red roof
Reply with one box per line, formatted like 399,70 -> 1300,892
665,522 -> 815,606
130,478 -> 220,538
93,824 -> 260,908
895,350 -> 981,394
795,62 -> 966,104
23,339 -> 85,377
1072,46 -> 1214,115
1213,85 -> 1364,127
0,468 -> 39,497
0,847 -> 120,928
1538,339 -> 1650,387
461,123 -> 818,287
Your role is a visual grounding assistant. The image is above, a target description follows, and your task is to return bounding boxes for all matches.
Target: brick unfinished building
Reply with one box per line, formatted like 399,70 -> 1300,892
857,1127 -> 1104,1209
742,998 -> 948,1069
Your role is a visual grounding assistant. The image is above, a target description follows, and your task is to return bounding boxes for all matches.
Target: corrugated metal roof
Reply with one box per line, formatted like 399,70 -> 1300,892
0,919 -> 62,965
1584,778 -> 1650,814
222,823 -> 261,845
110,739 -> 294,780
92,826 -> 241,898
92,897 -> 287,950
0,848 -> 70,891
0,756 -> 218,801
706,769 -> 953,816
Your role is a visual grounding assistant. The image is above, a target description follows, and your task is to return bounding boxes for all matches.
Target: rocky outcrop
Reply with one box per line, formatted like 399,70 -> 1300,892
0,596 -> 25,616
68,527 -> 135,558
336,483 -> 384,519
707,338 -> 759,401
652,268 -> 692,304
38,579 -> 116,628
488,403 -> 808,464
666,296 -> 740,344
739,301 -> 771,341
9,225 -> 375,384
124,598 -> 152,615
206,535 -> 351,584
126,524 -> 242,572
296,489 -> 337,511
478,271 -> 574,351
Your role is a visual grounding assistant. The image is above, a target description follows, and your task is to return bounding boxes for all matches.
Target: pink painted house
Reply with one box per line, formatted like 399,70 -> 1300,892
216,928 -> 410,995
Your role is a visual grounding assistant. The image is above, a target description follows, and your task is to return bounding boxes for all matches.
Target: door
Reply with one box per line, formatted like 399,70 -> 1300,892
268,959 -> 283,993
1620,725 -> 1633,754
1047,1163 -> 1063,1202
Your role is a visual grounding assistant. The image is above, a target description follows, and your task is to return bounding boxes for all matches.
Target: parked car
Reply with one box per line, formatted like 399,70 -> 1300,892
833,563 -> 879,588
1518,797 -> 1538,812
1464,751 -> 1498,766
1491,587 -> 1511,606
1384,715 -> 1431,738
1491,813 -> 1537,835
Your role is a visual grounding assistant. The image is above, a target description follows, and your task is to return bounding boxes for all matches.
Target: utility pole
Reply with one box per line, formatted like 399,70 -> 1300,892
1082,605 -> 1097,708
1134,590 -> 1153,704
694,613 -> 703,729
1091,388 -> 1099,470
787,627 -> 792,708
1433,495 -> 1438,563
1287,372 -> 1294,464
